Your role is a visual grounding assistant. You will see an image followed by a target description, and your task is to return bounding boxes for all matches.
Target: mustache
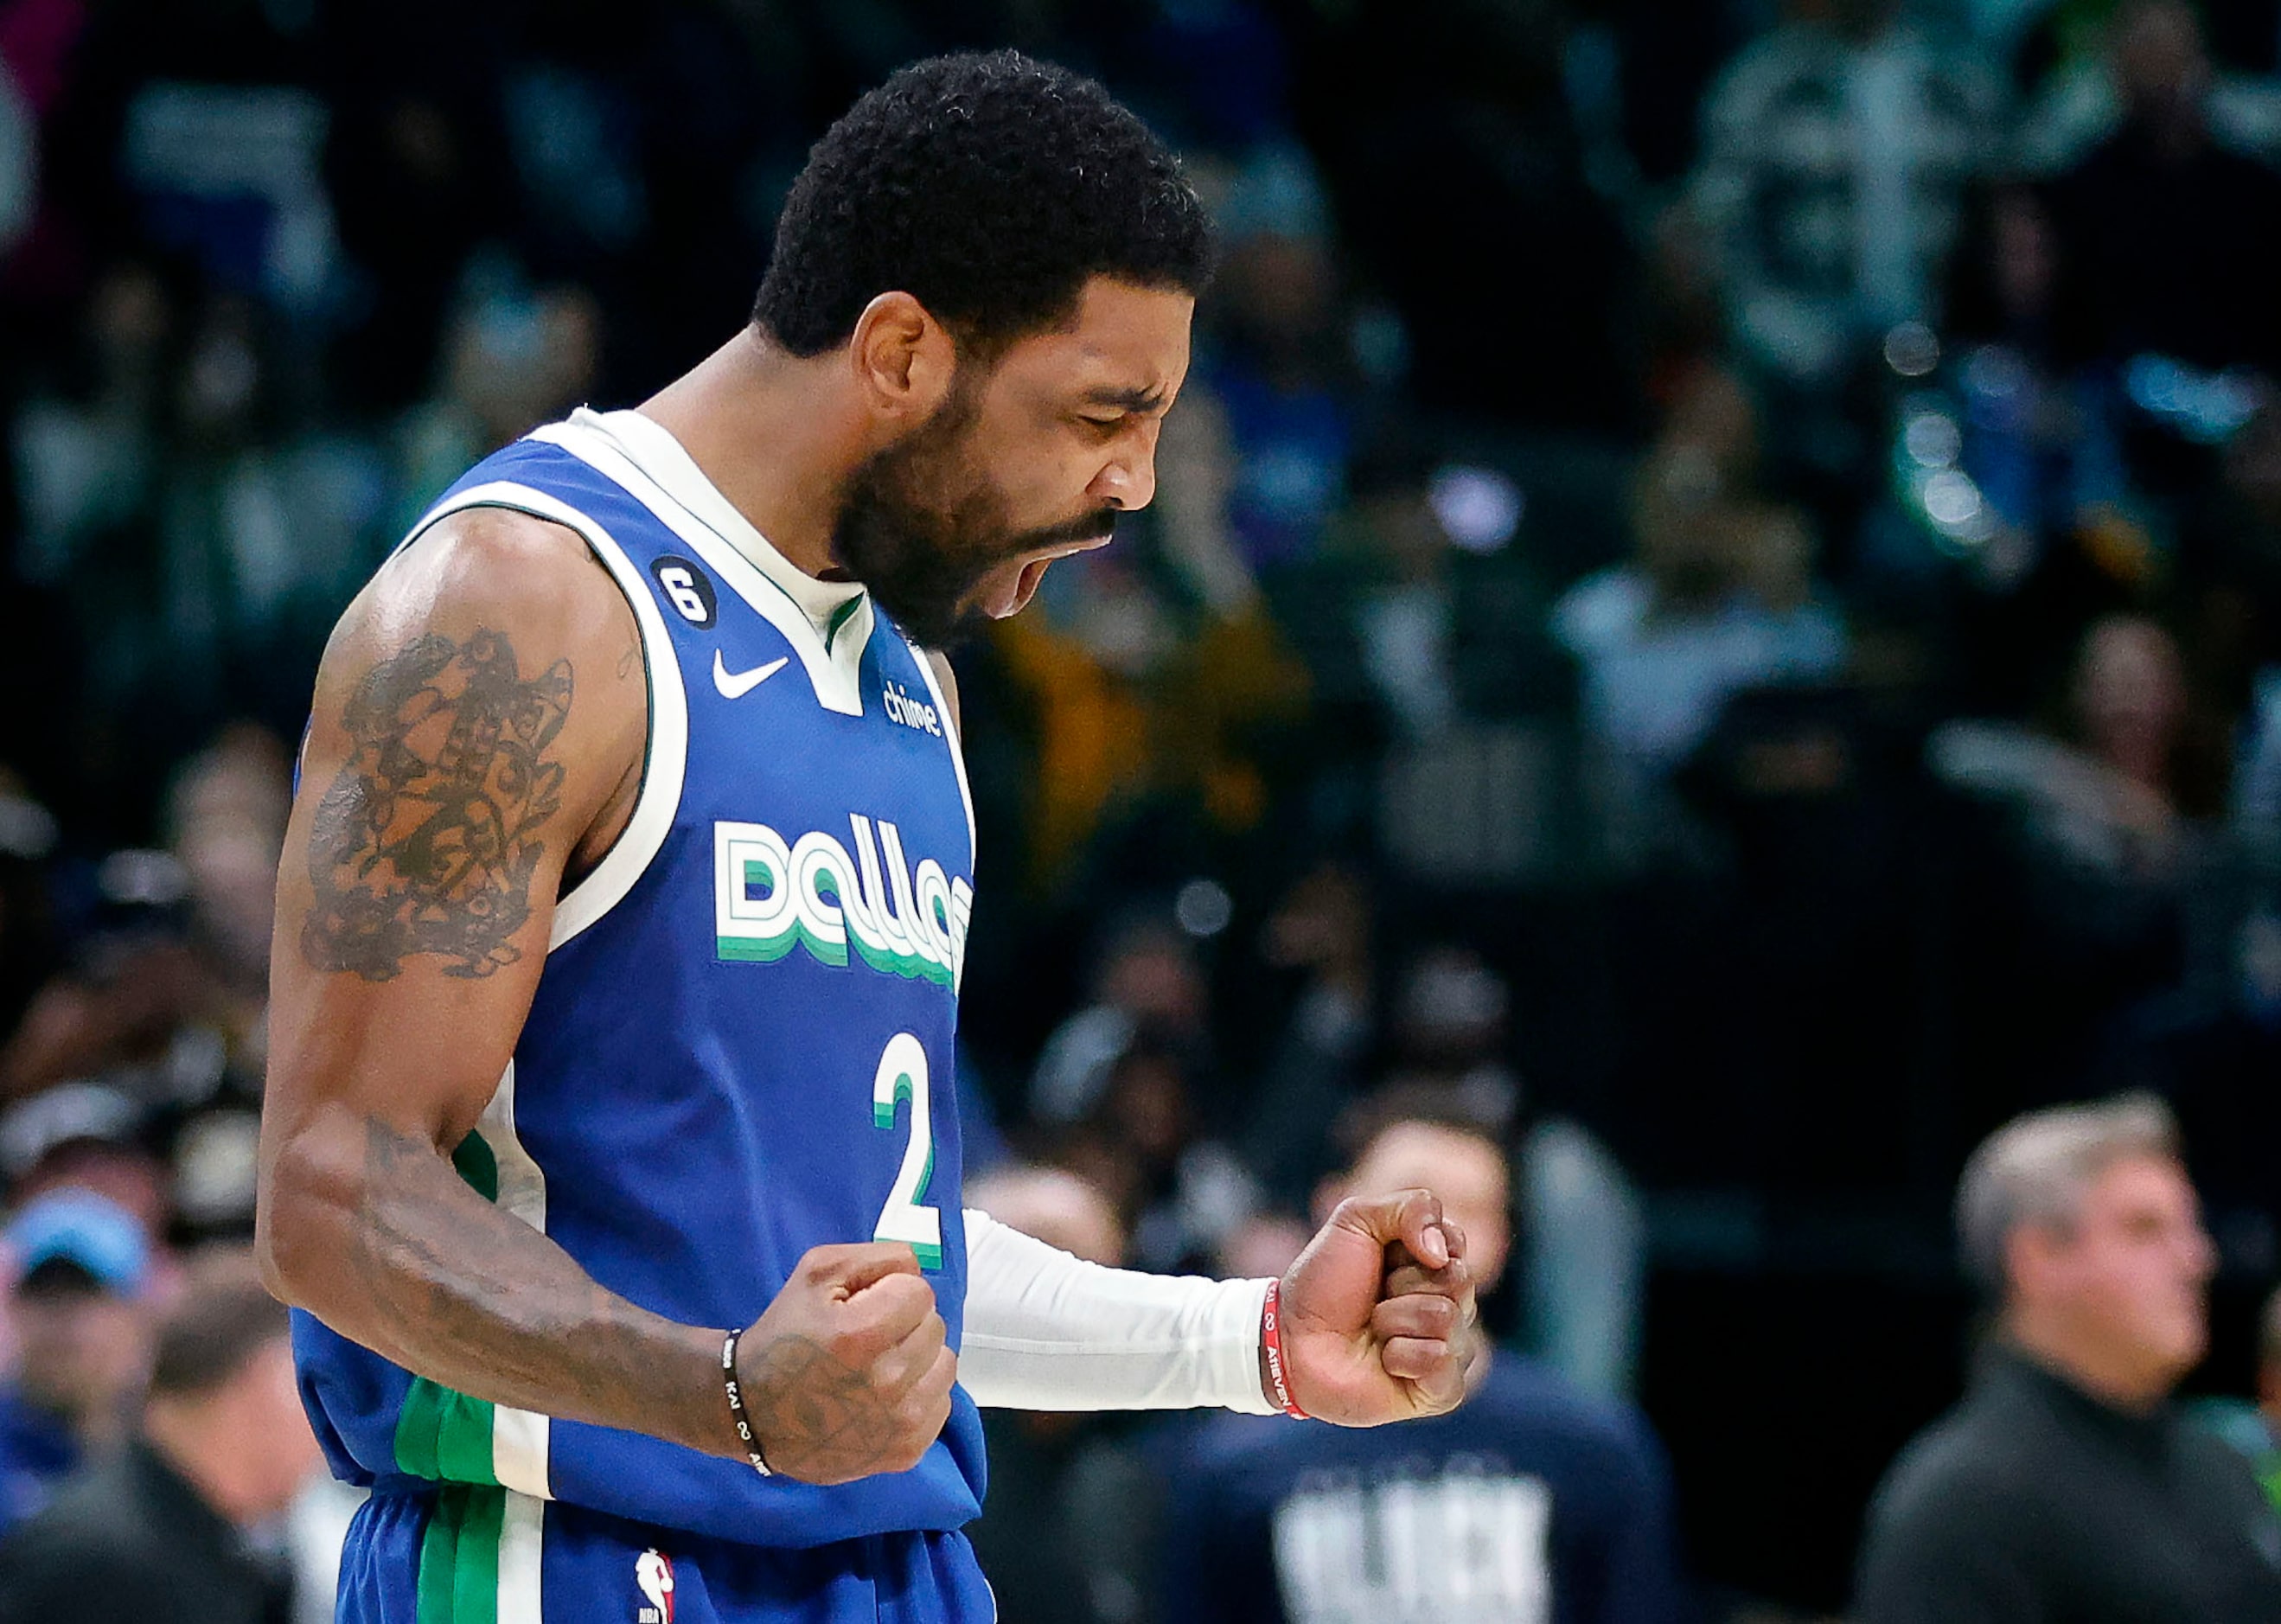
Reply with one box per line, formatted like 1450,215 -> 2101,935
1018,507 -> 1120,553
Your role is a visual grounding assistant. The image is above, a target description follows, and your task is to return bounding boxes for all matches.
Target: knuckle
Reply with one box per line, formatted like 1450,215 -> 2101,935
829,1320 -> 889,1365
876,1276 -> 934,1320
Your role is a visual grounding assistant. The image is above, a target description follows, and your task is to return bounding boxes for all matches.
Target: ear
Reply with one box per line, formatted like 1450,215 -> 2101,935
848,291 -> 957,426
1312,1173 -> 1350,1229
2006,1221 -> 2065,1301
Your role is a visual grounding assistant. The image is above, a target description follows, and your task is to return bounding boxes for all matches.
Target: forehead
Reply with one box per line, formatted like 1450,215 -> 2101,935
2083,1154 -> 2195,1218
986,277 -> 1194,400
1355,1123 -> 1507,1201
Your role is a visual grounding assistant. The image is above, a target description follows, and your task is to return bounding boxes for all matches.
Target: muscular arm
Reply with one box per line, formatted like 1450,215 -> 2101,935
255,508 -> 735,1457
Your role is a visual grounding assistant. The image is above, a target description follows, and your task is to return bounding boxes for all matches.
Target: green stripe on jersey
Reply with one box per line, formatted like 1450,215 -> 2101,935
417,1484 -> 506,1624
397,1380 -> 501,1486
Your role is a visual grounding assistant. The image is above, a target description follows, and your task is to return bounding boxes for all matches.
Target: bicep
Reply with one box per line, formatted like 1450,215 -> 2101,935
265,511 -> 643,1152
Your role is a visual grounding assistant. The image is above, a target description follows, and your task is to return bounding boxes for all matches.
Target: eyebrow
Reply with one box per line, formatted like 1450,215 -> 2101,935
1081,384 -> 1170,413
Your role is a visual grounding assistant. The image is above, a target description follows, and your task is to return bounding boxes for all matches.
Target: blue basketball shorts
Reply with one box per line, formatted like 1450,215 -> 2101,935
335,1484 -> 996,1624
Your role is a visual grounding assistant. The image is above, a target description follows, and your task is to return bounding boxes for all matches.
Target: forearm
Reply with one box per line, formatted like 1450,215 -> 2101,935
958,1210 -> 1276,1413
261,1106 -> 730,1457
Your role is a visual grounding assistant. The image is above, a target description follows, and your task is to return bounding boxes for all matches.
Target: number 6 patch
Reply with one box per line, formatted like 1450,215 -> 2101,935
649,554 -> 718,629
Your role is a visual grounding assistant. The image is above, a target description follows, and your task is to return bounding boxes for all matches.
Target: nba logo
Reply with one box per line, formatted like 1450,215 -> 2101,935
636,1548 -> 675,1623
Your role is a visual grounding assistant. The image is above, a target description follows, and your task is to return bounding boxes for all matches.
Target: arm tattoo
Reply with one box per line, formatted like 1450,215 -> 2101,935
303,628 -> 572,981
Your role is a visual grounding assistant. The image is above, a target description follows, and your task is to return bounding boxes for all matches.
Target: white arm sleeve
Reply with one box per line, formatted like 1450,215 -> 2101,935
958,1208 -> 1279,1414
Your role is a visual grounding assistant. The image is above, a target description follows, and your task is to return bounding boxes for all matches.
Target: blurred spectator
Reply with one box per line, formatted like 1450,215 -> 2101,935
1364,945 -> 1648,1401
1855,1094 -> 2281,1621
12,262 -> 387,777
1,856 -> 221,1108
981,515 -> 1310,886
965,1166 -> 1161,1624
0,720 -> 284,1122
1690,0 -> 1998,392
0,1083 -> 167,1239
2015,0 -> 2281,176
1927,611 -> 2230,1120
2047,1 -> 2281,379
10,253 -> 176,586
1930,614 -> 2215,887
1053,1036 -> 1258,1276
0,1188 -> 154,1529
1556,382 -> 1849,845
1160,1088 -> 1690,1624
167,723 -> 289,1001
1280,432 -> 1543,747
387,268 -> 603,540
0,1246 -> 317,1624
1173,145 -> 1362,576
1031,910 -> 1217,1127
1877,177 -> 2141,612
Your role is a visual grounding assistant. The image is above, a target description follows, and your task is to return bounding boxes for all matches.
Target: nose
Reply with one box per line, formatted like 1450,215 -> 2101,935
1091,420 -> 1160,512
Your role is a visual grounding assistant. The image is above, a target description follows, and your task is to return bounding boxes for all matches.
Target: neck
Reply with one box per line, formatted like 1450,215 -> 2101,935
143,1397 -> 271,1527
638,329 -> 863,580
2001,1311 -> 2171,1415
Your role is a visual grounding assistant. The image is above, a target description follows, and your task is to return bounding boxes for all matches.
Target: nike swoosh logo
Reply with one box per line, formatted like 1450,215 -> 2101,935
712,650 -> 789,699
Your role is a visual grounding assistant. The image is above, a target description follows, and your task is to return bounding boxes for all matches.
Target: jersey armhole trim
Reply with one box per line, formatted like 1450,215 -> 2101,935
399,480 -> 689,952
909,642 -> 977,861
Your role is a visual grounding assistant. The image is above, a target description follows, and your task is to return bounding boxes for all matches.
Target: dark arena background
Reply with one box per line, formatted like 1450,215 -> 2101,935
2,2 -> 2280,1621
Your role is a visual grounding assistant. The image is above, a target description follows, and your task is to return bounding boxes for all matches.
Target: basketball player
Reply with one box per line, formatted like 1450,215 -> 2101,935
256,52 -> 1482,1624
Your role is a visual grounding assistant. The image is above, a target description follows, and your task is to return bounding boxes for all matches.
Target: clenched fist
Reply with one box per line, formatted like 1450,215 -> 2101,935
733,1242 -> 957,1484
1276,1188 -> 1486,1426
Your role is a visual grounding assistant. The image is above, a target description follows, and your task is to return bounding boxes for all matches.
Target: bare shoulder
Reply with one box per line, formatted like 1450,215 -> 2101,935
922,649 -> 963,741
347,506 -> 634,661
315,507 -> 644,767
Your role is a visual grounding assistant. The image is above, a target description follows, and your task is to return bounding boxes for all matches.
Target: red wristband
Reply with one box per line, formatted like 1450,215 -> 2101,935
1261,1278 -> 1308,1418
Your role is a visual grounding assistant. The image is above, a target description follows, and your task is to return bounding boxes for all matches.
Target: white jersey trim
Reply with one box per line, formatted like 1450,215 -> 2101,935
497,1487 -> 545,1624
482,1059 -> 553,1499
530,413 -> 873,718
908,644 -> 977,865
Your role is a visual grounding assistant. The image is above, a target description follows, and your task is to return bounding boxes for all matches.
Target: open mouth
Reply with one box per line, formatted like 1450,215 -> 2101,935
980,533 -> 1118,621
1010,555 -> 1054,612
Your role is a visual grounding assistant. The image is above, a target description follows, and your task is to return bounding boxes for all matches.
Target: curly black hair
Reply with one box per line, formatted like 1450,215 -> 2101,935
754,51 -> 1214,356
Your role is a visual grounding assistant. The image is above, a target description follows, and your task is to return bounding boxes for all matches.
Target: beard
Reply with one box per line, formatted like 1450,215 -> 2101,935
831,386 -> 1117,649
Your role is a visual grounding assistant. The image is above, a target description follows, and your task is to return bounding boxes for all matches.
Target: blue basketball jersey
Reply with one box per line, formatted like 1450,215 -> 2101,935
291,407 -> 985,1553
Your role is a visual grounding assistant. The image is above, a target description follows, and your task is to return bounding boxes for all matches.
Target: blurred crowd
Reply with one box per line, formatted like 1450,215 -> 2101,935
8,0 -> 2281,1616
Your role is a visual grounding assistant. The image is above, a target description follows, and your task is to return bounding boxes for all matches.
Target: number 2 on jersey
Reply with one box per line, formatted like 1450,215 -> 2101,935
871,1033 -> 943,1269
